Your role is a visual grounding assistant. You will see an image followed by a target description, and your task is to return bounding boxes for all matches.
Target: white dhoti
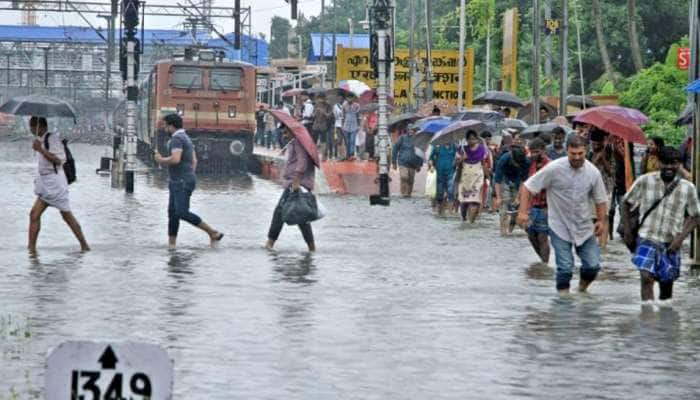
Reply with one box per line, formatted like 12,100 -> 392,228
34,172 -> 70,212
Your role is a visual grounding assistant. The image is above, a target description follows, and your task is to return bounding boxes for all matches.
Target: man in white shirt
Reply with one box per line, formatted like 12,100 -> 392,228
517,136 -> 608,294
28,116 -> 90,253
333,102 -> 344,159
301,96 -> 314,134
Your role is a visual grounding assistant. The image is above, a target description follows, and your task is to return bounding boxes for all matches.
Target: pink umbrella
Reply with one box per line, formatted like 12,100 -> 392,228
270,109 -> 321,167
579,105 -> 649,125
281,88 -> 307,98
358,89 -> 395,106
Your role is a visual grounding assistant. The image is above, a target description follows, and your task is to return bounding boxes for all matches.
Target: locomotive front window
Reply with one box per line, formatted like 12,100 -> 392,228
210,68 -> 242,91
171,66 -> 203,90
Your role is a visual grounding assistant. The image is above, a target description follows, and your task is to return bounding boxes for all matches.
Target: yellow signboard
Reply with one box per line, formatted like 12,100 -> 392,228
335,47 -> 475,108
502,8 -> 519,93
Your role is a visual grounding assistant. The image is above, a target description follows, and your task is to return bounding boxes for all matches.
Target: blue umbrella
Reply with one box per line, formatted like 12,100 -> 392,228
413,118 -> 452,150
686,79 -> 700,93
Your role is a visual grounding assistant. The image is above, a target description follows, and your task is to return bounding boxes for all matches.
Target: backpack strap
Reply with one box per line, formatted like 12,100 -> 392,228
42,132 -> 58,174
639,178 -> 680,228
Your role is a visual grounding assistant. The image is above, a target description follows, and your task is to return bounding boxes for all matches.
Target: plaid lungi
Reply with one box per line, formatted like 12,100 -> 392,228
631,239 -> 681,283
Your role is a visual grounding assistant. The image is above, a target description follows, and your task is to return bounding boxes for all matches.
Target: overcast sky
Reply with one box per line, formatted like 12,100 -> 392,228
0,0 -> 324,40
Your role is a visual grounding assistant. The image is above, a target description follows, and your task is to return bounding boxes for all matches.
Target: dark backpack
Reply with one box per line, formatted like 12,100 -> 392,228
43,133 -> 76,184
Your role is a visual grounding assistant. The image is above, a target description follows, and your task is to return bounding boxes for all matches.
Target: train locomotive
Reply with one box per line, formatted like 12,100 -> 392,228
135,48 -> 257,172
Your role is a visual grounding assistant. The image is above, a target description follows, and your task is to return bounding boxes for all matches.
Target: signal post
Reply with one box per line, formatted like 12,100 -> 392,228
121,0 -> 140,193
369,0 -> 394,206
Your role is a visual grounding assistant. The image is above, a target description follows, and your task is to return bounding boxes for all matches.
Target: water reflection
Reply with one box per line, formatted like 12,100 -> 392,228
270,252 -> 317,285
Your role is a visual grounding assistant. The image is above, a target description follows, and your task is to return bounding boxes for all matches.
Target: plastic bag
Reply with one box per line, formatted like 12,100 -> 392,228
282,190 -> 321,225
425,169 -> 437,199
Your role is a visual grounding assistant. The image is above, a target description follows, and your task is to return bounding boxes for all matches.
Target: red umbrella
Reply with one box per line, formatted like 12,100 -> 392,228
578,105 -> 649,125
573,109 -> 646,144
358,89 -> 394,106
270,109 -> 320,167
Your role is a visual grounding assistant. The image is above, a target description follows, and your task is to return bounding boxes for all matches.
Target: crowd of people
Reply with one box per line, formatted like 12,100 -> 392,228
418,111 -> 700,302
255,94 -> 382,162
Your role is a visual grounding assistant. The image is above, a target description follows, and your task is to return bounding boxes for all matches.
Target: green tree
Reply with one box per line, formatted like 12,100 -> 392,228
270,16 -> 291,59
619,44 -> 688,145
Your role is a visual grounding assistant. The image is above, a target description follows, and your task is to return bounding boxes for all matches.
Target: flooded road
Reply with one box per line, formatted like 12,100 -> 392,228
2,140 -> 700,399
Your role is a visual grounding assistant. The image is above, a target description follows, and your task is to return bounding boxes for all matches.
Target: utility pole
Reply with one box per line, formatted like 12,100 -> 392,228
320,0 -> 325,88
332,0 -> 337,81
348,18 -> 354,48
121,0 -> 139,193
559,0 -> 568,115
408,0 -> 416,110
457,0 -> 465,111
690,0 -> 700,265
424,0 -> 433,101
42,46 -> 49,87
532,0 -> 541,124
234,0 -> 241,60
544,1 -> 552,97
369,0 -> 394,206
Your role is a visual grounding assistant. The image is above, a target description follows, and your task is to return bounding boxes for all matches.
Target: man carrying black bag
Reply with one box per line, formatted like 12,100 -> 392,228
265,113 -> 319,253
622,147 -> 700,302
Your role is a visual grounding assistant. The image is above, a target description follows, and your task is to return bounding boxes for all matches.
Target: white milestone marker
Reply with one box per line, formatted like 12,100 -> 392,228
46,341 -> 173,400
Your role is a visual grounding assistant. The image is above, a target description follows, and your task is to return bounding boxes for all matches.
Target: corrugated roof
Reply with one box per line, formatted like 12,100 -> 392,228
308,33 -> 369,61
0,25 -> 269,65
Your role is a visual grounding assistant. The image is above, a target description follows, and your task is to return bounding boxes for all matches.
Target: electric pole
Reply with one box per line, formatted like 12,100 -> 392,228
408,0 -> 416,110
120,0 -> 139,193
369,0 -> 394,206
457,0 -> 465,111
424,0 -> 433,101
532,0 -> 541,124
559,0 -> 568,115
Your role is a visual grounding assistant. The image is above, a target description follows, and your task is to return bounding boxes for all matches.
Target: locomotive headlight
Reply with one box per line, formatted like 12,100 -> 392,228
228,106 -> 236,118
229,139 -> 245,156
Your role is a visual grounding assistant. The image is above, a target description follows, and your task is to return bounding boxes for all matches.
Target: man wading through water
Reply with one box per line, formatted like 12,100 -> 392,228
622,147 -> 700,302
517,136 -> 608,294
155,113 -> 224,249
523,138 -> 550,263
28,116 -> 90,253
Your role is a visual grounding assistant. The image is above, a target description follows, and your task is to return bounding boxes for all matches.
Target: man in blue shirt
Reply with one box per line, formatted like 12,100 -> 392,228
155,113 -> 224,249
493,145 -> 530,236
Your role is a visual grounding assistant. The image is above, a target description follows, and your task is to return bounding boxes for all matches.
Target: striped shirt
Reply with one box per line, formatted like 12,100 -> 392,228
624,172 -> 700,244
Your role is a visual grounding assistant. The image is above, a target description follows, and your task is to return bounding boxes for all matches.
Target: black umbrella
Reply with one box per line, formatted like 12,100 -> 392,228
521,123 -> 574,139
388,112 -> 419,129
501,118 -> 528,131
675,103 -> 694,126
0,95 -> 77,122
473,91 -> 525,108
566,95 -> 597,109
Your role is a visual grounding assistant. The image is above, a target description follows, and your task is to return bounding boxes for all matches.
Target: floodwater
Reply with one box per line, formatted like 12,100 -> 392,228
2,140 -> 700,399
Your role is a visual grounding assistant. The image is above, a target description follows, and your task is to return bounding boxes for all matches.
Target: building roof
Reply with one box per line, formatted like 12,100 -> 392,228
0,24 -> 269,65
308,33 -> 369,61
